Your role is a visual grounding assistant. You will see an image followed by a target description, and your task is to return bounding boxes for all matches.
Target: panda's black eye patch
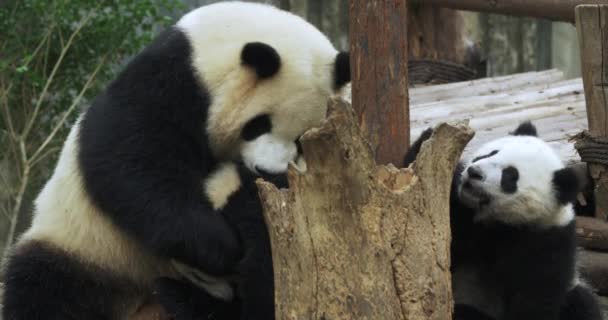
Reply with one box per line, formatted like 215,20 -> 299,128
472,150 -> 499,163
501,166 -> 519,194
241,114 -> 272,141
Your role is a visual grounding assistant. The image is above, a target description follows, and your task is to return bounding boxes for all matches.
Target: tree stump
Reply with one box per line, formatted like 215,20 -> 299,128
257,98 -> 473,320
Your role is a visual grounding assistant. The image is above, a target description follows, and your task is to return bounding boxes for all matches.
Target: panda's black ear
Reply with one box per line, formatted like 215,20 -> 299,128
553,167 -> 579,205
241,42 -> 281,79
511,121 -> 538,137
334,51 -> 350,90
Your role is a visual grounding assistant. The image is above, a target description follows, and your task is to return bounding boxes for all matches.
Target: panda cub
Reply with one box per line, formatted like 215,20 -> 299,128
2,2 -> 350,320
404,122 -> 603,320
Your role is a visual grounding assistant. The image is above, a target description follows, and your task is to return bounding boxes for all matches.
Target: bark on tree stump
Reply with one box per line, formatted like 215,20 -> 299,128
257,98 -> 473,320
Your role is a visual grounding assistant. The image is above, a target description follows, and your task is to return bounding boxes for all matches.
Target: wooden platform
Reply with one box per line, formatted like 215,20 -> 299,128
409,69 -> 587,163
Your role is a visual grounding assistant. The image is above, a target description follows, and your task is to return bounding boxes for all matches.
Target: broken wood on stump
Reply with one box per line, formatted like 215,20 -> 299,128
576,5 -> 608,220
257,98 -> 474,320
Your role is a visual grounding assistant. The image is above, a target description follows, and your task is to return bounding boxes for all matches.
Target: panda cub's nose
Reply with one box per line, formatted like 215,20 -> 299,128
467,166 -> 484,180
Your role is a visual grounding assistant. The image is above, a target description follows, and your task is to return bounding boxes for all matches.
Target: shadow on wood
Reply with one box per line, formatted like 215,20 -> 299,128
257,98 -> 473,320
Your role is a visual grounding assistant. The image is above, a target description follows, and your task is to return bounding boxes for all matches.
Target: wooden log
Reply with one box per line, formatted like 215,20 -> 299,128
258,98 -> 474,320
578,249 -> 608,296
349,0 -> 410,165
576,5 -> 608,220
576,216 -> 608,251
411,0 -> 607,22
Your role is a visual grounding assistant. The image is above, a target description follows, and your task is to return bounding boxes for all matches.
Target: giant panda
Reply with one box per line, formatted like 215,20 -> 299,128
403,122 -> 603,320
1,2 -> 350,319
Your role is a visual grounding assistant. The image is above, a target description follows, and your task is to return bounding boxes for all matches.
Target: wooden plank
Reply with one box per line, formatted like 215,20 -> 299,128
410,69 -> 564,104
411,88 -> 585,130
412,101 -> 587,164
411,79 -> 583,114
349,1 -> 409,165
410,0 -> 608,22
576,5 -> 608,220
408,76 -> 587,164
340,71 -> 589,165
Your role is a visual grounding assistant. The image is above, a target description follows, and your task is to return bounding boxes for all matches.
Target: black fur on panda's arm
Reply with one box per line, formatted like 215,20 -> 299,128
78,27 -> 241,276
154,164 -> 283,320
402,127 -> 434,168
220,164 -> 287,320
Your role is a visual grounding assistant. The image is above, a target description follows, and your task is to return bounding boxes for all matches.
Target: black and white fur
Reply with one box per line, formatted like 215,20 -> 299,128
403,122 -> 603,320
2,2 -> 350,319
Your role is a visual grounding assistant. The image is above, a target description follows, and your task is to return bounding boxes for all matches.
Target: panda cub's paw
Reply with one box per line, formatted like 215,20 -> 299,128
241,133 -> 298,175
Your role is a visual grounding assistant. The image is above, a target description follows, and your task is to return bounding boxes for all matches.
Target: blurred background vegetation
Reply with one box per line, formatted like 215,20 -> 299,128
0,0 -> 582,258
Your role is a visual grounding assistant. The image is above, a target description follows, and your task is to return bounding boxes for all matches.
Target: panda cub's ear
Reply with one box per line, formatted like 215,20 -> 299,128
511,121 -> 538,137
553,167 -> 579,205
241,42 -> 281,79
334,51 -> 350,90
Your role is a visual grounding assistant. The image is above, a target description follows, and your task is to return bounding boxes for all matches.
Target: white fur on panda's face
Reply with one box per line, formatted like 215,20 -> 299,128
241,133 -> 298,174
458,135 -> 573,227
177,1 -> 343,159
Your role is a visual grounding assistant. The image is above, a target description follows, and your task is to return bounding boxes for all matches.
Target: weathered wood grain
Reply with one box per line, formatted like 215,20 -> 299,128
410,69 -> 565,104
576,4 -> 608,220
258,98 -> 473,320
349,0 -> 409,165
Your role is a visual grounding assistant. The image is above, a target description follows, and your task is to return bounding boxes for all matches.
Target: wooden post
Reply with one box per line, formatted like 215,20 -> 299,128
576,5 -> 608,220
350,1 -> 409,166
411,0 -> 608,22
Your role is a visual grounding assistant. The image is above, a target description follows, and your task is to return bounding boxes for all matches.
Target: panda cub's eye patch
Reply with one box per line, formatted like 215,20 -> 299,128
241,114 -> 272,141
501,166 -> 519,194
472,150 -> 499,163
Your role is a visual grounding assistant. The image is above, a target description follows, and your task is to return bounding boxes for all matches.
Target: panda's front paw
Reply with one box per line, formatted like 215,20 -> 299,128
241,134 -> 297,175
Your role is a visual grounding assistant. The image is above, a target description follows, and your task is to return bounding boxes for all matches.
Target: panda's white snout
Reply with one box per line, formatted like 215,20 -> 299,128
460,165 -> 493,209
241,134 -> 298,175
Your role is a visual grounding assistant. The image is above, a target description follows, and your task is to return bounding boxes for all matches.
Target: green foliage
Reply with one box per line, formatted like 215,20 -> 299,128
0,0 -> 183,249
0,0 -> 182,133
